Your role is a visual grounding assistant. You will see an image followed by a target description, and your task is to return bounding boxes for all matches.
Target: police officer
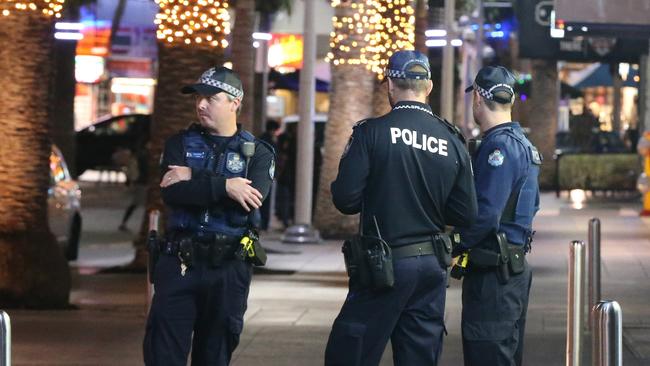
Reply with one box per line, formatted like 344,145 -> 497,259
324,50 -> 478,366
453,66 -> 541,366
143,66 -> 275,366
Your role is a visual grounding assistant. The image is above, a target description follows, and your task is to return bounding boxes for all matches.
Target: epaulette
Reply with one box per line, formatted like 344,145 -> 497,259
239,129 -> 255,142
353,119 -> 369,128
440,118 -> 466,144
256,139 -> 276,156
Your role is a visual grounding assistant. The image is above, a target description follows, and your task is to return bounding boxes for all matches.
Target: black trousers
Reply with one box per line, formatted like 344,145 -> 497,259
325,254 -> 447,366
461,261 -> 532,366
143,255 -> 252,366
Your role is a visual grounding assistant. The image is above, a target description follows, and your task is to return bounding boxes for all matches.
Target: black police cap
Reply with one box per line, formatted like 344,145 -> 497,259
181,66 -> 244,98
465,66 -> 516,104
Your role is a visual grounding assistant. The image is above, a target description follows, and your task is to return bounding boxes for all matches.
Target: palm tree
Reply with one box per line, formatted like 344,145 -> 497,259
527,59 -> 558,189
0,9 -> 71,308
314,0 -> 376,236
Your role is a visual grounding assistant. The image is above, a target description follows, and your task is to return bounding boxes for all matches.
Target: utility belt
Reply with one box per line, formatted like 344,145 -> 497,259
159,233 -> 241,267
450,232 -> 527,284
147,229 -> 267,281
342,233 -> 452,292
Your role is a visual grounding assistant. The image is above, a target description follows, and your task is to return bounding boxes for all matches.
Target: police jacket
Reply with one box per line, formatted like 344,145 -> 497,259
161,124 -> 275,237
331,101 -> 478,247
456,122 -> 541,249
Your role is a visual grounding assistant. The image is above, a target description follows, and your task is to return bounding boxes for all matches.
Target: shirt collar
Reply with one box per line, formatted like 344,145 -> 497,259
392,101 -> 434,115
482,121 -> 521,138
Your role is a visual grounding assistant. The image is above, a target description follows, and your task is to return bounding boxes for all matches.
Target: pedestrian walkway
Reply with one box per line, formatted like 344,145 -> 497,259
6,189 -> 650,365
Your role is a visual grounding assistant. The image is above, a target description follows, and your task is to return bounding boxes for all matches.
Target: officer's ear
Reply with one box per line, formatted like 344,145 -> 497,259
426,79 -> 433,96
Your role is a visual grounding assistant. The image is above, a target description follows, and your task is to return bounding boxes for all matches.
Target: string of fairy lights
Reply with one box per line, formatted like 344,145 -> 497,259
154,0 -> 231,48
0,0 -> 65,18
326,0 -> 415,77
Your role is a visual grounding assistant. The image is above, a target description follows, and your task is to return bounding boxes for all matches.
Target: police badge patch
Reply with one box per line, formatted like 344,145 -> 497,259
226,152 -> 245,173
488,149 -> 504,167
269,159 -> 275,180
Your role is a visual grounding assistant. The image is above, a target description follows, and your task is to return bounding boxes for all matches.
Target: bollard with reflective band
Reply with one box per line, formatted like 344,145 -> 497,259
0,310 -> 10,366
587,217 -> 601,333
146,210 -> 160,315
593,301 -> 623,366
567,240 -> 585,366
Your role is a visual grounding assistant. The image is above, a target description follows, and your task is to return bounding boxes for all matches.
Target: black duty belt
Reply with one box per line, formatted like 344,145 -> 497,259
160,233 -> 240,256
392,241 -> 435,259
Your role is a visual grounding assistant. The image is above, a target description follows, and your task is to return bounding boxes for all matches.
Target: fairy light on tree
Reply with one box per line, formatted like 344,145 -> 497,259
326,0 -> 382,70
368,0 -> 415,77
0,0 -> 65,18
326,0 -> 415,78
154,0 -> 231,48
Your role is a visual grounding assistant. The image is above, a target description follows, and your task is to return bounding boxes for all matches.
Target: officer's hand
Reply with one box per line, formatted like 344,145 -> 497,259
160,165 -> 191,187
226,178 -> 263,212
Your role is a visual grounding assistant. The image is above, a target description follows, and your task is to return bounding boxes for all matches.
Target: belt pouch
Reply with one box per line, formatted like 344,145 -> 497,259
178,238 -> 194,267
433,235 -> 453,268
508,246 -> 526,275
365,238 -> 394,291
342,236 -> 371,288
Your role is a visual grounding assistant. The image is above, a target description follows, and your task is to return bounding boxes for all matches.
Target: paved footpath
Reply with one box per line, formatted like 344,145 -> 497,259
6,187 -> 650,365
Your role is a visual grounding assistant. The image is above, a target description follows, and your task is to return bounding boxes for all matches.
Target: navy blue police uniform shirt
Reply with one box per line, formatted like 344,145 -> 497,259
455,122 -> 539,249
331,101 -> 478,246
160,127 -> 275,211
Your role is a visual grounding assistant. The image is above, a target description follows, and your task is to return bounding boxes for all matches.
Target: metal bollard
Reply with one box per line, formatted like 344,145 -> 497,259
0,310 -> 10,366
146,210 -> 160,315
567,240 -> 586,366
587,218 -> 601,332
593,301 -> 623,366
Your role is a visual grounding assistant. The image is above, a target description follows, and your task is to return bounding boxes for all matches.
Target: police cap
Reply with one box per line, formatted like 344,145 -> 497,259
181,66 -> 244,99
384,50 -> 431,81
465,66 -> 516,104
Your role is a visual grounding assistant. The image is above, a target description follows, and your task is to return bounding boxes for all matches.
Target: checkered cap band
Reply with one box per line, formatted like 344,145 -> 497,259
474,83 -> 514,103
198,76 -> 243,98
385,69 -> 406,78
385,68 -> 430,80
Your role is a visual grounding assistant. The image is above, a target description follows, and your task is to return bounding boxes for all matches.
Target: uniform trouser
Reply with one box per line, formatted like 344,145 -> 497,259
461,261 -> 532,366
325,254 -> 447,366
143,254 -> 252,366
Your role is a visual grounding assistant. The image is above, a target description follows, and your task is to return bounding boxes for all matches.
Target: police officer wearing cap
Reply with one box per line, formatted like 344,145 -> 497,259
324,50 -> 477,366
453,66 -> 541,366
143,66 -> 275,366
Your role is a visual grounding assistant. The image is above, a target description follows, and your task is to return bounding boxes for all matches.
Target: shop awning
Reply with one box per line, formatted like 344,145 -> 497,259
571,63 -> 639,89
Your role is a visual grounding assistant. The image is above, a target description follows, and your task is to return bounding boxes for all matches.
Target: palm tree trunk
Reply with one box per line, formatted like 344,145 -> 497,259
232,0 -> 257,134
315,64 -> 375,236
0,12 -> 71,308
527,59 -> 558,189
373,80 -> 391,116
130,43 -> 224,269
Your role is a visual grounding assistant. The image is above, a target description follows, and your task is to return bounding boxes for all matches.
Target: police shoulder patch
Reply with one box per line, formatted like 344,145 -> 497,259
226,152 -> 245,173
488,149 -> 505,167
